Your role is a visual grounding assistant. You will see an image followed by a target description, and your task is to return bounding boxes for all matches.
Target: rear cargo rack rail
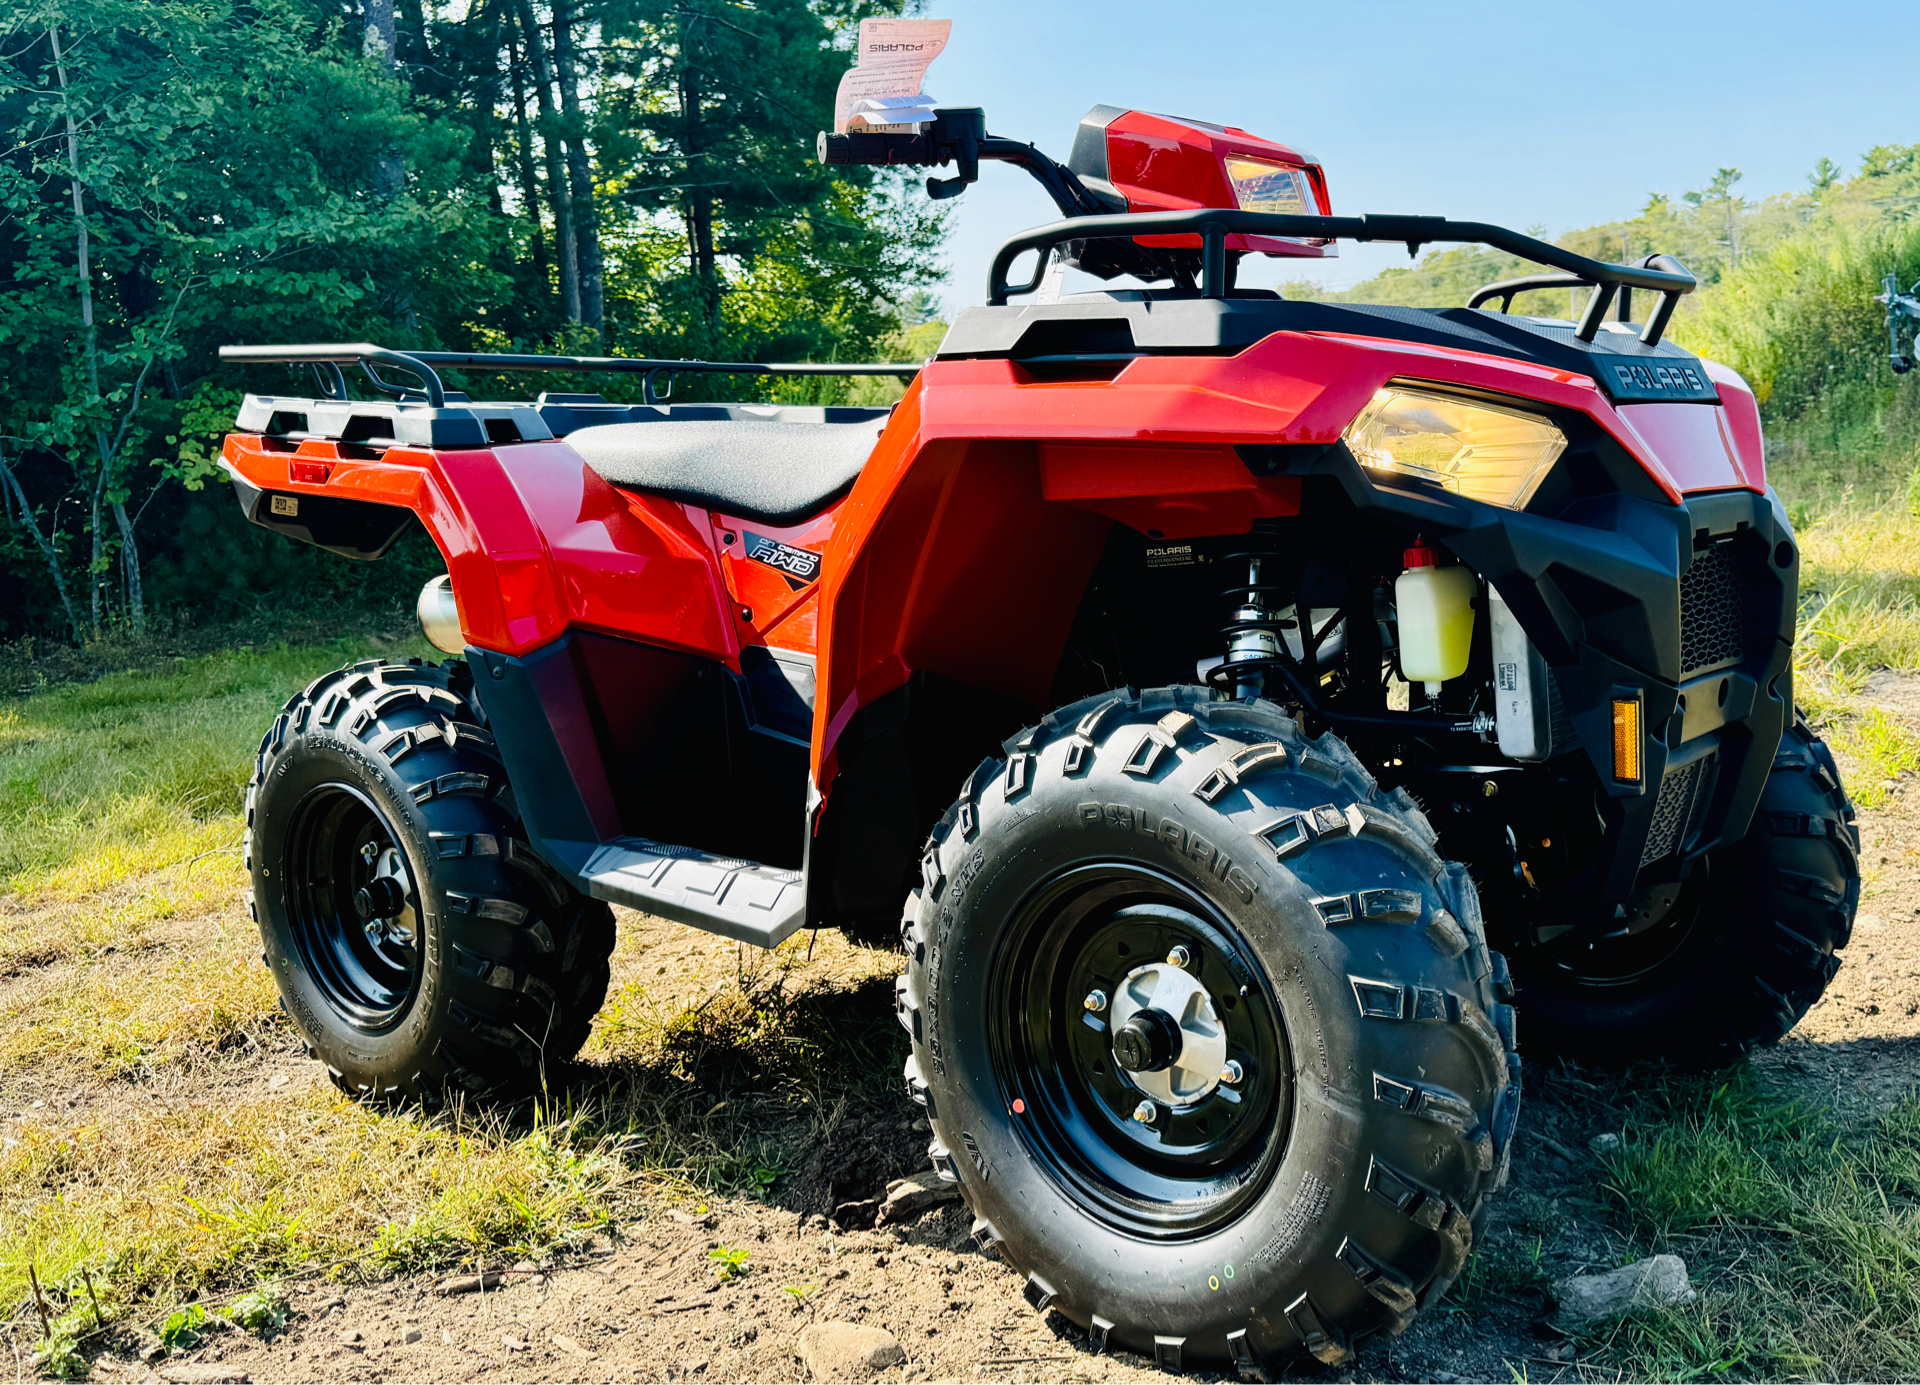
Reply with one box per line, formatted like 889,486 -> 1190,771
218,344 -> 923,408
988,210 -> 1696,345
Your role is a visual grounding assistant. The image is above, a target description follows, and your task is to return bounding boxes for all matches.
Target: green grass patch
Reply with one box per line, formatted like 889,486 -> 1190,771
0,636 -> 432,898
1573,1067 -> 1920,1381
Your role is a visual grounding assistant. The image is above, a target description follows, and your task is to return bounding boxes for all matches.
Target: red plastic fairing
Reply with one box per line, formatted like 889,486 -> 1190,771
810,328 -> 1702,789
704,507 -> 836,654
1102,109 -> 1332,259
1613,403 -> 1757,495
1697,358 -> 1768,492
220,434 -> 740,662
225,323 -> 1735,806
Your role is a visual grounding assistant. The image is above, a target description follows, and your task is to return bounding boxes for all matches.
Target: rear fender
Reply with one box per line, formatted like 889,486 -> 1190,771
219,432 -> 737,661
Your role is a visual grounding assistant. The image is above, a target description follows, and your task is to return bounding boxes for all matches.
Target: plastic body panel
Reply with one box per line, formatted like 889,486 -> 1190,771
221,307 -> 1788,925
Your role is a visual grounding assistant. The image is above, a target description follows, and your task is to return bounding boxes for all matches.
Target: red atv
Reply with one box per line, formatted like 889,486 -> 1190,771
221,104 -> 1858,1370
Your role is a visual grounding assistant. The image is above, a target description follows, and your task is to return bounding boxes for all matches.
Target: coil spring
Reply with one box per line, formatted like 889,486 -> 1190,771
1214,541 -> 1296,700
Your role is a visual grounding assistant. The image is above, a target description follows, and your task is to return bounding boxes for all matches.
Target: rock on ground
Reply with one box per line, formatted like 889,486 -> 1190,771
876,1172 -> 962,1224
1555,1254 -> 1695,1323
796,1320 -> 907,1380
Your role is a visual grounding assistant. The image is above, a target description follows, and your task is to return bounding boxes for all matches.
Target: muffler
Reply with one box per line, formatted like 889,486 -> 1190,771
417,575 -> 465,654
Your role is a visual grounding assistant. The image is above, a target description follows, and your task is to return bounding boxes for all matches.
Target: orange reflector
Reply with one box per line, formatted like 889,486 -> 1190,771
1612,697 -> 1643,783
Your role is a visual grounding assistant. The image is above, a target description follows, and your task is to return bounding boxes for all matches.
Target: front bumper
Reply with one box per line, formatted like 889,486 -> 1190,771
1299,438 -> 1795,903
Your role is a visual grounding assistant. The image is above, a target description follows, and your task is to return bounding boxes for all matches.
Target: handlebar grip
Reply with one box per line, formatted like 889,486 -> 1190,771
816,130 -> 933,167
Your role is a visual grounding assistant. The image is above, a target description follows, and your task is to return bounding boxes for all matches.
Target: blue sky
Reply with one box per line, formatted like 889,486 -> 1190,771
913,0 -> 1920,311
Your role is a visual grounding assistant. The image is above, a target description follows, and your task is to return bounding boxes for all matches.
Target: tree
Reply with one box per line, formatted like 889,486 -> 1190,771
0,0 -> 941,642
0,0 -> 504,637
596,0 -> 942,361
1685,167 -> 1745,267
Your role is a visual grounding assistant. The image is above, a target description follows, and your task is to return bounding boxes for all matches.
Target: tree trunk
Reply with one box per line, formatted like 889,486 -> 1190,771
88,470 -> 104,631
550,0 -> 602,332
112,500 -> 144,636
50,27 -> 97,399
51,25 -> 113,631
363,0 -> 405,197
514,0 -> 580,323
0,451 -> 82,643
506,30 -> 550,290
680,61 -> 719,328
472,0 -> 506,216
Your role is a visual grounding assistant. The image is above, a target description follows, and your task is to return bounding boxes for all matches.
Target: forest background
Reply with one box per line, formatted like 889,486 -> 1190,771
0,0 -> 1917,650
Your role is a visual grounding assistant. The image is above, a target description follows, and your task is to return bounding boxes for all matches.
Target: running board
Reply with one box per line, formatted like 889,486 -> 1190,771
544,837 -> 807,948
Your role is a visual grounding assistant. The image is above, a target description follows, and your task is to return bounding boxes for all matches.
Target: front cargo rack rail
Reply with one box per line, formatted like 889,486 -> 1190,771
218,343 -> 924,408
987,209 -> 1697,345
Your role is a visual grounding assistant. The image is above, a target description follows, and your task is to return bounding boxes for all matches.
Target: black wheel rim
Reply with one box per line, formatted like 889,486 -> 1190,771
988,862 -> 1293,1240
284,783 -> 423,1034
1536,858 -> 1711,988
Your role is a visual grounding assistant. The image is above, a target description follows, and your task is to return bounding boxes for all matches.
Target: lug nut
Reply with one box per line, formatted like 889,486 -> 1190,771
1132,1101 -> 1157,1125
1221,1060 -> 1244,1085
1083,989 -> 1108,1014
1166,945 -> 1192,968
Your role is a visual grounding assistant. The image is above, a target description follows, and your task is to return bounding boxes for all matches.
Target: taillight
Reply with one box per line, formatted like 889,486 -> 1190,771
290,460 -> 332,485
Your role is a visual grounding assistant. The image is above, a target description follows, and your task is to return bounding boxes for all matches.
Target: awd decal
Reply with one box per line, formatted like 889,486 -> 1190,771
742,531 -> 822,590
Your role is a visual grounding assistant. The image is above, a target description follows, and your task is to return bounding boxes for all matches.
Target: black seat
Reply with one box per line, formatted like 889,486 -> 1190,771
565,417 -> 888,525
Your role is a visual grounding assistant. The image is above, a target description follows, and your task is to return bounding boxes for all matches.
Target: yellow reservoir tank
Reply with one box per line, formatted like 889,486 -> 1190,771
1396,540 -> 1476,697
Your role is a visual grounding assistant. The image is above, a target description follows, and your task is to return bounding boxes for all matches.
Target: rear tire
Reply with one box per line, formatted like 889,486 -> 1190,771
246,658 -> 615,1102
1513,715 -> 1859,1067
898,687 -> 1519,1370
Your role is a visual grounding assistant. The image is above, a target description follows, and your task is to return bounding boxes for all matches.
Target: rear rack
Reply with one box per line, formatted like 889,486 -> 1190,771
988,210 -> 1696,345
218,343 -> 923,408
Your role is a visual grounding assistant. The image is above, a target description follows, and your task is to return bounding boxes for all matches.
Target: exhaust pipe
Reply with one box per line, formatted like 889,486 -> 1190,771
417,575 -> 465,654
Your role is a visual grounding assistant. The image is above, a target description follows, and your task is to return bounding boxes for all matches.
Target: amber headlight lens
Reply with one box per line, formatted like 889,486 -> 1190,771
1224,157 -> 1313,215
1343,386 -> 1568,509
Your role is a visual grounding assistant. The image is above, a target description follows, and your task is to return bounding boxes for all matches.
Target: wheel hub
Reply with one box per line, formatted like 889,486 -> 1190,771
1107,961 -> 1228,1105
988,864 -> 1294,1240
284,784 -> 423,1034
357,843 -> 418,946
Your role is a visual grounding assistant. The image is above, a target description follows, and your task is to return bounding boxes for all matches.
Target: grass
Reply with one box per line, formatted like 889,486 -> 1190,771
6,468 -> 1920,1376
0,630 -> 911,1370
0,637 -> 438,900
1781,474 -> 1920,807
1564,1067 -> 1920,1381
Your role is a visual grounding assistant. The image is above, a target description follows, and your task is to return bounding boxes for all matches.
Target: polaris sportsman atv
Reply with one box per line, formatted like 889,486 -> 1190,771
220,104 -> 1858,1371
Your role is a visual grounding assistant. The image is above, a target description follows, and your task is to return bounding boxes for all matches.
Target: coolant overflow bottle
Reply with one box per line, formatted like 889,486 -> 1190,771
1395,537 -> 1476,701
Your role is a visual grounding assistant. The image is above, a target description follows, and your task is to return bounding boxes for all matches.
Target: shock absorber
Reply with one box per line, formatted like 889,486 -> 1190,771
1218,546 -> 1295,701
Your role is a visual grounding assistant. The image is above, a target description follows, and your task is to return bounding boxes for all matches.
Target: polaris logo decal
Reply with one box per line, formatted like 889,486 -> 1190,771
742,532 -> 822,589
1609,360 -> 1709,399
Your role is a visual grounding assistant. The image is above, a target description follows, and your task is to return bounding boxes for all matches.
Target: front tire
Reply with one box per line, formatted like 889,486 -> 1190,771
898,688 -> 1519,1370
246,658 -> 616,1102
1513,715 -> 1859,1067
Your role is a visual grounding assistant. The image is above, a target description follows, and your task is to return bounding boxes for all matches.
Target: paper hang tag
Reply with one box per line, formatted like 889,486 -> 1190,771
832,17 -> 952,134
851,95 -> 939,133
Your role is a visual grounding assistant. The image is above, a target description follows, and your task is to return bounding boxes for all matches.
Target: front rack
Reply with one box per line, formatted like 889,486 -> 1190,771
217,344 -> 923,408
988,209 -> 1697,345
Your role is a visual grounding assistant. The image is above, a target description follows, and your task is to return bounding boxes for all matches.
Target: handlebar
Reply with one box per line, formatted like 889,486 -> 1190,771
818,107 -> 1110,218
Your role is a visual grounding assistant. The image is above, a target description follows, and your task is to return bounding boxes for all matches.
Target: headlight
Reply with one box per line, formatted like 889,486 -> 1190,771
1224,157 -> 1313,215
1343,386 -> 1568,510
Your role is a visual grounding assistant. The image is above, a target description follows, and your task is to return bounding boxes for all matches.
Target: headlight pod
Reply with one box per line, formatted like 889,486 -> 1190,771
1343,386 -> 1568,510
1224,157 -> 1314,215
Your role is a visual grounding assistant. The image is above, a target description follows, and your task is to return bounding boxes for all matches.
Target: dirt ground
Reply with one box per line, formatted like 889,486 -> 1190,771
9,740 -> 1920,1385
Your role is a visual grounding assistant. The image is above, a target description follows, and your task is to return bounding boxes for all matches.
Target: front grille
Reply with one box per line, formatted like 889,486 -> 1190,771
1679,543 -> 1745,678
1641,759 -> 1705,865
